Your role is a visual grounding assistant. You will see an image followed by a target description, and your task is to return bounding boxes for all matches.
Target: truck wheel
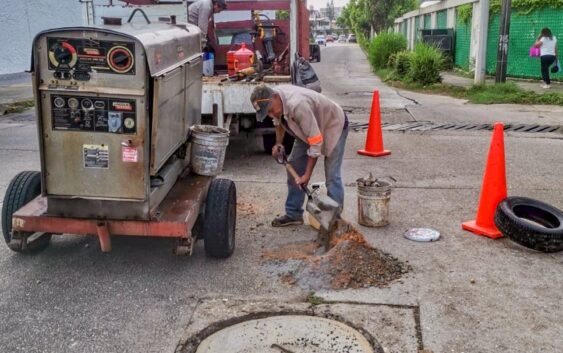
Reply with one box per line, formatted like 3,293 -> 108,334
1,171 -> 51,253
262,134 -> 294,155
494,196 -> 563,253
203,178 -> 236,258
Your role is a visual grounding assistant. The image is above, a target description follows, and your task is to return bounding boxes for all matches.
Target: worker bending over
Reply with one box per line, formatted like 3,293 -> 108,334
250,85 -> 349,227
188,0 -> 227,44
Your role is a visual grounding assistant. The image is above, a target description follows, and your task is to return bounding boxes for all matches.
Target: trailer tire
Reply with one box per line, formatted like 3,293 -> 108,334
1,171 -> 51,253
203,178 -> 236,258
494,196 -> 563,253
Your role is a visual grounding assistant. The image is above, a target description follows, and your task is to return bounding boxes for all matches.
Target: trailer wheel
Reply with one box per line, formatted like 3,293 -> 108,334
1,171 -> 51,253
203,178 -> 236,258
494,196 -> 563,253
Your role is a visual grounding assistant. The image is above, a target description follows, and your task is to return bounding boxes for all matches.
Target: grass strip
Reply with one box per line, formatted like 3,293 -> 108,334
375,70 -> 563,105
1,99 -> 35,115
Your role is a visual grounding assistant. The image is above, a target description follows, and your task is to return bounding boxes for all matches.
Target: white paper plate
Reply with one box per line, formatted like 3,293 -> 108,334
404,228 -> 441,242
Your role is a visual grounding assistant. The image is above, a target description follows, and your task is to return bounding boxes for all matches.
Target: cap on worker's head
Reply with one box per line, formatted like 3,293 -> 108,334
213,0 -> 227,10
250,85 -> 274,122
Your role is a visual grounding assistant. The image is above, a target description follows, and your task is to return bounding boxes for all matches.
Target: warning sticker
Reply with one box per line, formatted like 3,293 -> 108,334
122,146 -> 138,163
83,144 -> 109,169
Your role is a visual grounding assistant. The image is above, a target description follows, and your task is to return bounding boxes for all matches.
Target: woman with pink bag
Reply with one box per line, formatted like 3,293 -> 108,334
533,27 -> 558,89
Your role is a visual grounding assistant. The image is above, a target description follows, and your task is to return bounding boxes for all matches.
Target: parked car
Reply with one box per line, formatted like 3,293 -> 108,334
315,35 -> 326,46
347,34 -> 357,43
338,34 -> 346,43
326,35 -> 334,42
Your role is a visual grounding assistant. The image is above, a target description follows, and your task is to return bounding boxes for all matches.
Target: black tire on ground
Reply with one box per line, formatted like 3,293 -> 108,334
203,178 -> 236,258
1,171 -> 51,253
494,196 -> 563,253
262,133 -> 295,155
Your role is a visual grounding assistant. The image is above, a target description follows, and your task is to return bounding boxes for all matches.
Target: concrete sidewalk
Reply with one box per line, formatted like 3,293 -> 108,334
442,71 -> 563,93
0,73 -> 33,104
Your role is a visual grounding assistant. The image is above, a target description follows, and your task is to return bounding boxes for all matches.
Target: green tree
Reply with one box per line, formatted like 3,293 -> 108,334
338,0 -> 418,36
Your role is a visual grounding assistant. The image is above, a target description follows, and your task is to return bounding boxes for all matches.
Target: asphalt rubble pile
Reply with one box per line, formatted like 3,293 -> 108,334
262,224 -> 409,290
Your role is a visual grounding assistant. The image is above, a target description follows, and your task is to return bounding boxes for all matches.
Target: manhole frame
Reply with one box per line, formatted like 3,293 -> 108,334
178,310 -> 384,353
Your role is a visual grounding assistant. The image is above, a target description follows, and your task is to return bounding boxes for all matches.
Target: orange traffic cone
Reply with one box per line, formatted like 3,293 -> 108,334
357,90 -> 391,157
462,122 -> 507,238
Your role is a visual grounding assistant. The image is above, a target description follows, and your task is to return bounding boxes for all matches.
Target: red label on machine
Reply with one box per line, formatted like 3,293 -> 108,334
122,147 -> 138,163
112,102 -> 133,111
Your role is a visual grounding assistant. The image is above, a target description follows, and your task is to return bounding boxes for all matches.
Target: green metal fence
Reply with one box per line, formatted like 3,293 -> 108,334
453,7 -> 562,80
454,11 -> 471,70
486,8 -> 562,80
424,14 -> 432,29
437,10 -> 448,28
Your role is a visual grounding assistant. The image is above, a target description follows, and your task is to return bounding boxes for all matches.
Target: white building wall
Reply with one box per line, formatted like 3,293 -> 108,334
0,0 -> 82,75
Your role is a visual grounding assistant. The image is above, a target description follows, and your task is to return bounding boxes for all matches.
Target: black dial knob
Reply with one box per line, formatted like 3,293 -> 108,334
107,46 -> 134,73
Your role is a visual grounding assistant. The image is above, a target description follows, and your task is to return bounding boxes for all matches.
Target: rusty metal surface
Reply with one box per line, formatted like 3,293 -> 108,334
96,222 -> 112,252
12,175 -> 213,239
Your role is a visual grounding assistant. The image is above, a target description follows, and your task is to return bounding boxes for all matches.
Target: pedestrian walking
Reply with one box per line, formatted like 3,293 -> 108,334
533,28 -> 558,89
250,85 -> 349,227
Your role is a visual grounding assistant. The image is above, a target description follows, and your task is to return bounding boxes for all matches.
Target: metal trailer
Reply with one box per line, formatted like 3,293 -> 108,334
1,13 -> 236,257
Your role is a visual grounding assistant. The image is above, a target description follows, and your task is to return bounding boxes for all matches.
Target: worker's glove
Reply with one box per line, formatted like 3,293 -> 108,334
272,144 -> 284,159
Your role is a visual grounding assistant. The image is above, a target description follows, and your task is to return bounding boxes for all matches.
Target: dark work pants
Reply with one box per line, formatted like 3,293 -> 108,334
540,55 -> 556,84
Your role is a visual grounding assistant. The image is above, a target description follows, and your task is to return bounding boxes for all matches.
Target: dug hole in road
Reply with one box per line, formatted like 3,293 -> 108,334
1,43 -> 562,353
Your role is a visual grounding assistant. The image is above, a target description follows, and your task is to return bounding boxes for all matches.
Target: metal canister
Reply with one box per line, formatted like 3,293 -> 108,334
190,125 -> 229,176
357,177 -> 391,227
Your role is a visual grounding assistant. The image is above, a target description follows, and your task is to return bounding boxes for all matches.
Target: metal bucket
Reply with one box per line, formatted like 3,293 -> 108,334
357,179 -> 391,227
190,125 -> 229,176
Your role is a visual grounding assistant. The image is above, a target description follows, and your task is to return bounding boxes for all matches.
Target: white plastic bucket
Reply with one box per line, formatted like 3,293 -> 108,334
190,125 -> 229,176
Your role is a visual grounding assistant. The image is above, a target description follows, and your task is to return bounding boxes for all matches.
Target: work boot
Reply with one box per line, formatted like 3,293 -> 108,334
271,215 -> 304,227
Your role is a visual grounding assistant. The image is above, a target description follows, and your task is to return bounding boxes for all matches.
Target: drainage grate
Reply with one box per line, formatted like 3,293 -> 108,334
348,121 -> 562,134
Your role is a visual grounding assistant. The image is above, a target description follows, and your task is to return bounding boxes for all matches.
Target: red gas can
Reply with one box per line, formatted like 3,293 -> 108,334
227,50 -> 236,76
233,43 -> 254,72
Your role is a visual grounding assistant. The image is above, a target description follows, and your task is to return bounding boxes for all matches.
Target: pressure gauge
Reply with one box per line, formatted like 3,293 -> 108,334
81,99 -> 93,110
53,97 -> 65,108
48,41 -> 78,69
124,117 -> 135,129
68,98 -> 79,110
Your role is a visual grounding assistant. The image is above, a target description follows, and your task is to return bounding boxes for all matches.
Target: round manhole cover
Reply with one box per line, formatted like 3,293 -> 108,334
196,315 -> 376,353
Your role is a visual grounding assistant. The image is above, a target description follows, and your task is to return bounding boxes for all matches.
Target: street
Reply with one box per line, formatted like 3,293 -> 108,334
1,43 -> 562,353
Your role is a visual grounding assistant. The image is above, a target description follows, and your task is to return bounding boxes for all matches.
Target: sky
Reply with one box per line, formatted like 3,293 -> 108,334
308,0 -> 349,11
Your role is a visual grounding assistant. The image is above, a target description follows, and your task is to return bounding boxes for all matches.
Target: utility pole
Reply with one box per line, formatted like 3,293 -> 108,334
474,0 -> 489,85
495,0 -> 512,83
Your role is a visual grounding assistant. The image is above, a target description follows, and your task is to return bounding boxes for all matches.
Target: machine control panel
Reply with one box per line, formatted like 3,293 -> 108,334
51,95 -> 136,134
47,37 -> 136,80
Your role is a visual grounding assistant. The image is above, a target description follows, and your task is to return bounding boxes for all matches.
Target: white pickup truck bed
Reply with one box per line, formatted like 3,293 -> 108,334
201,75 -> 291,128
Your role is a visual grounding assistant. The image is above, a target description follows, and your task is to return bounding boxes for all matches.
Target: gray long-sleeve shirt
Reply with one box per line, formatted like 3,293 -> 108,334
188,0 -> 213,38
272,85 -> 346,158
